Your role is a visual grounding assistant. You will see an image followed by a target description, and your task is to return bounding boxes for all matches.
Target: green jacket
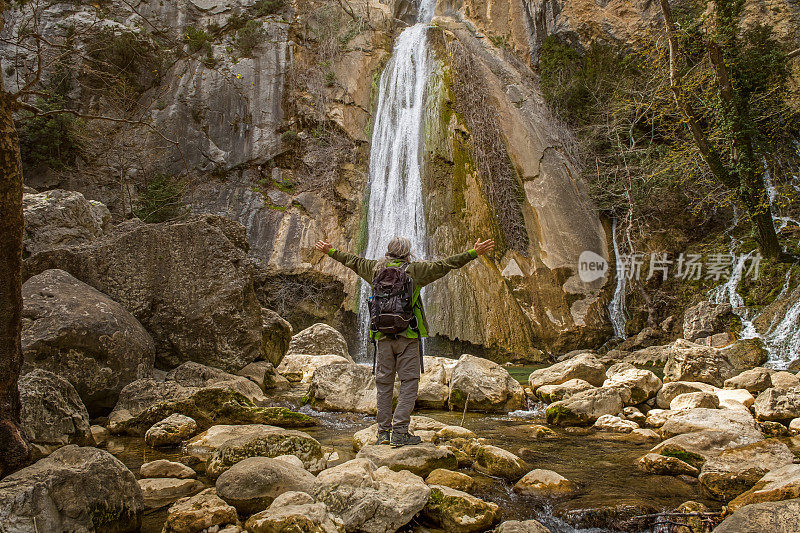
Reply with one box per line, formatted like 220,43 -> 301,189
327,247 -> 478,339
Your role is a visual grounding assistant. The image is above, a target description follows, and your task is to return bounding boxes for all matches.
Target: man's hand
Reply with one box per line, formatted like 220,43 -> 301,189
474,239 -> 495,256
315,240 -> 332,254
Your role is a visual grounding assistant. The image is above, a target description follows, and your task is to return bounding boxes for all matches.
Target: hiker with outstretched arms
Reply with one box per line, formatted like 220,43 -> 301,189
315,236 -> 495,447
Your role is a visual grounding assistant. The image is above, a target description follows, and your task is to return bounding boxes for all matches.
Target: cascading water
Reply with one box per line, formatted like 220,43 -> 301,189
355,0 -> 437,361
608,219 -> 627,339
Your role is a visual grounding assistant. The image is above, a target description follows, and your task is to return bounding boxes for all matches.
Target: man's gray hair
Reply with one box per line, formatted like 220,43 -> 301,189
386,236 -> 411,261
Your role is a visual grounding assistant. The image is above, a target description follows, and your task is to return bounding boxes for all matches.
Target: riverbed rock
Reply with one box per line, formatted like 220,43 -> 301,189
422,485 -> 501,532
166,362 -> 266,403
624,344 -> 672,366
603,363 -> 661,405
426,469 -> 475,492
144,414 -> 198,447
473,444 -> 529,481
594,414 -> 639,433
698,439 -> 795,501
138,478 -> 205,509
770,371 -> 800,390
660,408 -> 763,444
417,356 -> 458,408
754,387 -> 800,422
645,409 -> 676,428
305,361 -> 378,413
670,392 -> 719,411
528,353 -> 606,390
719,338 -> 769,370
494,519 -> 552,533
352,416 -> 445,450
682,301 -> 735,342
637,452 -> 699,476
163,488 -> 238,533
277,354 -> 350,383
448,354 -> 526,412
237,361 -> 282,392
244,491 -> 345,533
24,215 -> 269,372
18,369 -> 92,458
0,445 -> 144,532
286,322 -> 352,362
215,456 -> 316,514
724,367 -> 774,394
546,387 -> 624,426
663,340 -> 736,387
260,309 -> 293,367
513,469 -> 578,498
312,458 -> 430,532
21,269 -> 155,415
716,388 -> 755,409
535,378 -> 594,403
727,464 -> 800,513
356,443 -> 457,477
437,425 -> 476,441
713,498 -> 800,532
205,426 -> 325,478
656,381 -> 718,409
140,459 -> 196,479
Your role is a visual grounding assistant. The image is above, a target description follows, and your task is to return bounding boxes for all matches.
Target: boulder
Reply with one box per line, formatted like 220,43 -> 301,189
0,445 -> 144,532
24,215 -> 269,372
426,469 -> 475,492
145,414 -> 198,447
656,381 -> 718,409
22,189 -> 110,256
244,491 -> 345,533
312,458 -> 430,532
277,354 -> 350,383
771,371 -> 800,390
698,439 -> 795,501
90,425 -> 109,446
725,367 -> 774,394
494,520 -> 552,533
448,354 -> 526,412
716,389 -> 755,409
356,443 -> 457,477
645,409 -> 676,428
623,344 -> 672,366
660,408 -> 763,444
728,464 -> 800,513
528,353 -> 606,389
437,425 -> 476,441
286,322 -> 352,362
651,430 -> 754,470
236,361 -> 286,392
593,414 -> 639,433
21,269 -> 155,415
18,369 -> 92,457
602,363 -> 662,405
163,488 -> 238,533
138,478 -> 204,509
417,356 -> 458,408
637,453 -> 699,476
166,362 -> 266,404
719,339 -> 769,370
215,456 -> 316,514
140,459 -> 196,479
422,485 -> 501,532
682,301 -> 735,342
260,308 -> 293,367
535,379 -> 594,403
623,428 -> 660,443
545,387 -> 624,426
513,469 -> 578,497
352,416 -> 445,451
791,418 -> 800,433
473,445 -> 528,481
754,387 -> 800,422
305,361 -> 378,413
713,498 -> 800,532
622,406 -> 646,425
670,392 -> 719,411
663,340 -> 736,387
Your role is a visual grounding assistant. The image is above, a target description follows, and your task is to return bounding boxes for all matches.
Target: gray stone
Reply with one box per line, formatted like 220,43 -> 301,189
713,498 -> 800,532
682,301 -> 735,342
663,340 -> 736,387
215,456 -> 316,514
144,414 -> 198,447
138,478 -> 204,509
162,488 -> 238,533
356,443 -> 457,477
140,459 -> 196,479
244,491 -> 344,533
660,408 -> 763,444
166,361 -> 266,404
546,387 -> 624,426
724,367 -> 774,394
473,444 -> 529,481
656,381 -> 718,409
494,520 -> 552,533
286,323 -> 352,362
754,387 -> 800,422
305,361 -> 378,413
528,353 -> 607,389
449,354 -> 526,412
423,485 -> 501,532
22,189 -> 110,256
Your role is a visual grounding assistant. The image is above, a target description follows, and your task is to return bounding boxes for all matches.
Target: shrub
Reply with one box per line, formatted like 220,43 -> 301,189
133,174 -> 188,223
255,0 -> 284,17
235,20 -> 266,57
16,97 -> 85,171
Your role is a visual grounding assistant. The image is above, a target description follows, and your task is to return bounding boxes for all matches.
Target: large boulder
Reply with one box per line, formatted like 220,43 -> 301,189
244,491 -> 345,533
144,414 -> 198,447
719,339 -> 769,370
137,478 -> 204,509
21,269 -> 155,415
713,498 -> 800,532
651,430 -> 758,470
163,488 -> 238,533
22,189 -> 111,256
417,356 -> 458,409
215,456 -> 316,514
528,353 -> 606,390
286,323 -> 352,362
535,378 -> 594,403
312,458 -> 430,533
660,408 -> 763,444
728,464 -> 800,513
18,369 -> 92,458
754,387 -> 800,422
305,361 -> 378,413
698,440 -> 795,501
724,368 -> 774,394
277,354 -> 351,383
422,485 -> 501,532
602,363 -> 661,405
473,445 -> 529,481
0,445 -> 144,532
260,308 -> 293,367
24,215 -> 269,372
545,387 -> 624,426
656,381 -> 718,409
670,392 -> 719,411
140,460 -> 196,479
166,361 -> 266,404
682,301 -> 735,342
513,469 -> 578,498
356,443 -> 457,477
663,340 -> 736,387
448,354 -> 526,412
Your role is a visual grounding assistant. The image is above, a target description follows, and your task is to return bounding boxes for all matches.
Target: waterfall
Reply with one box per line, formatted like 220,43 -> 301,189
355,1 -> 438,361
608,218 -> 627,339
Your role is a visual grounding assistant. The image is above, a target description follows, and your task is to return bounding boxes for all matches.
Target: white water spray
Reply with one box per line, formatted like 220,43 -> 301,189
608,218 -> 627,339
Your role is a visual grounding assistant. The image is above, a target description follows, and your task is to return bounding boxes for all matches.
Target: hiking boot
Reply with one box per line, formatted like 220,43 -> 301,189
390,431 -> 421,447
375,430 -> 391,445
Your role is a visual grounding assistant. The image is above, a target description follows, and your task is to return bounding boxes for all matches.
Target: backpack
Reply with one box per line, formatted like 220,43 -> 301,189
368,263 -> 416,336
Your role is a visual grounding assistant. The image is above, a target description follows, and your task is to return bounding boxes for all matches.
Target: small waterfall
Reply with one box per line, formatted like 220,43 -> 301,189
608,218 -> 627,339
355,0 -> 437,360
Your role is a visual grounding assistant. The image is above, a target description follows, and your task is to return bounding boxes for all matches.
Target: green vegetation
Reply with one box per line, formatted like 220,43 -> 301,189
133,174 -> 188,223
17,96 -> 85,171
184,25 -> 217,67
234,20 -> 266,57
255,0 -> 284,16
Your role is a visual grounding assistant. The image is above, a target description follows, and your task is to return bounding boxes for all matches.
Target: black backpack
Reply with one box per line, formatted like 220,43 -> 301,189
369,263 -> 415,336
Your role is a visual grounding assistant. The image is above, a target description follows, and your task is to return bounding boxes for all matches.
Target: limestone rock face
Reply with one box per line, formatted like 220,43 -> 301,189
22,189 -> 111,256
144,414 -> 199,447
448,354 -> 526,412
24,215 -> 268,372
18,369 -> 92,457
529,353 -> 607,390
513,469 -> 578,498
422,485 -> 502,532
305,361 -> 378,413
286,323 -> 352,362
546,387 -> 624,426
754,387 -> 800,422
21,269 -> 155,415
682,301 -> 735,342
277,354 -> 351,383
0,445 -> 144,533
663,340 -> 736,387
312,458 -> 431,533
244,491 -> 345,533
356,444 -> 457,478
163,488 -> 238,533
215,456 -> 316,514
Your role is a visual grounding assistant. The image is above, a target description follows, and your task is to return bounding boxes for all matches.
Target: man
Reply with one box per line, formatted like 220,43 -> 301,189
315,236 -> 495,447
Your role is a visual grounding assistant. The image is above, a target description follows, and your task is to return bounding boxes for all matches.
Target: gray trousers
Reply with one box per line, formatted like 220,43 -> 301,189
375,336 -> 420,433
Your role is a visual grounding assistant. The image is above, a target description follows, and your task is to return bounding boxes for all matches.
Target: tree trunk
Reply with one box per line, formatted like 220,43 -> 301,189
739,168 -> 783,260
0,44 -> 31,476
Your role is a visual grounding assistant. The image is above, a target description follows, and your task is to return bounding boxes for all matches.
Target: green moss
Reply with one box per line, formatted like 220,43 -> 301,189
660,449 -> 705,470
545,404 -> 575,425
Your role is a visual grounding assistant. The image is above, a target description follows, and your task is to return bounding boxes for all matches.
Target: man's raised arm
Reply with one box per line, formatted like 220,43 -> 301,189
316,240 -> 378,283
414,239 -> 495,286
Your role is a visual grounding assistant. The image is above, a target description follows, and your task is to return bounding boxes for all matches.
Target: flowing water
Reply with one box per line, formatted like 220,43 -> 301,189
355,2 -> 438,360
608,219 -> 627,339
